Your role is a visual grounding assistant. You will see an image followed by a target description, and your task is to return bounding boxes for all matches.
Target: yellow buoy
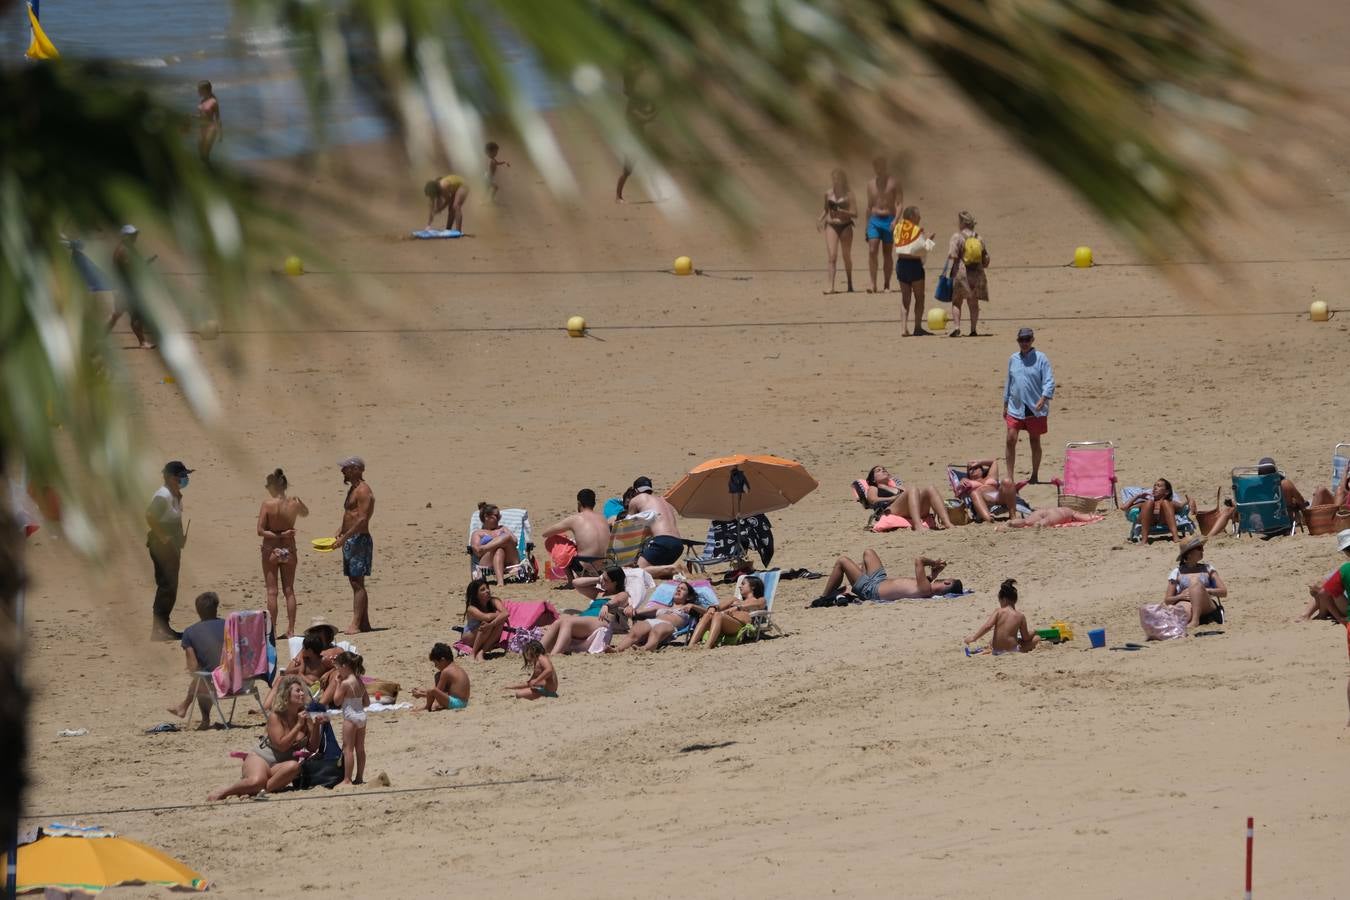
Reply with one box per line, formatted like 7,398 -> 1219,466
674,256 -> 693,276
283,255 -> 304,276
1311,300 -> 1329,322
926,307 -> 948,331
1073,246 -> 1093,268
199,319 -> 220,340
567,315 -> 587,337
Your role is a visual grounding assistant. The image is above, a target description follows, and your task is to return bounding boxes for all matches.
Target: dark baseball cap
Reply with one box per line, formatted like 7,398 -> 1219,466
633,475 -> 653,493
163,460 -> 194,477
1257,457 -> 1277,475
1017,327 -> 1034,340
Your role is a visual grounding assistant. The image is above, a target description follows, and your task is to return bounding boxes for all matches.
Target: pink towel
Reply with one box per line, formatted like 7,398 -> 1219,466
872,513 -> 929,532
1048,514 -> 1106,528
212,610 -> 271,696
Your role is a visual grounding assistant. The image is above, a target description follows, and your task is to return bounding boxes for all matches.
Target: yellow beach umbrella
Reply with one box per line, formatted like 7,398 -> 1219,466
4,832 -> 207,894
664,454 -> 818,520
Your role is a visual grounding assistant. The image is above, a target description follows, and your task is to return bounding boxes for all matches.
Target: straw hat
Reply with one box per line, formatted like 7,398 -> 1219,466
1177,535 -> 1206,562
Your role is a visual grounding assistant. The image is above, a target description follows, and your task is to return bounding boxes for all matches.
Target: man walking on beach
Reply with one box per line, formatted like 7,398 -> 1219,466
334,456 -> 375,634
1004,327 -> 1055,483
864,157 -> 900,294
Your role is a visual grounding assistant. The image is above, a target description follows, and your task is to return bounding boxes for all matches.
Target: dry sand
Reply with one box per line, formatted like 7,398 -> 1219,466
20,3 -> 1350,896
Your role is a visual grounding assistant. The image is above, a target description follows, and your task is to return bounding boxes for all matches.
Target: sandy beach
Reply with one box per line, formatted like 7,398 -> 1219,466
19,2 -> 1350,896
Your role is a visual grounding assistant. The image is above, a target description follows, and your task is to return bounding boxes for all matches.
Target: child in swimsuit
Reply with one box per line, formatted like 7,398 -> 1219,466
332,651 -> 369,784
506,640 -> 558,699
413,642 -> 471,710
964,579 -> 1039,654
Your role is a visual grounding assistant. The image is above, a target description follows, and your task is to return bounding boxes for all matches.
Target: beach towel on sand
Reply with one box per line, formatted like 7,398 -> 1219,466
412,228 -> 462,239
871,513 -> 928,532
1048,514 -> 1105,528
212,610 -> 271,696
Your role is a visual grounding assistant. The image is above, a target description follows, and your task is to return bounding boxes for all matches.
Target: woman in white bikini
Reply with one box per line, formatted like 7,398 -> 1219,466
613,580 -> 702,651
257,468 -> 309,638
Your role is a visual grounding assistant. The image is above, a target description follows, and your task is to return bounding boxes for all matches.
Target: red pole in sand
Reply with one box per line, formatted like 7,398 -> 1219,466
1244,817 -> 1254,900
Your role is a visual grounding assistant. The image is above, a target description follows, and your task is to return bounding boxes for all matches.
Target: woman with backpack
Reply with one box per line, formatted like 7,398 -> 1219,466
945,210 -> 990,337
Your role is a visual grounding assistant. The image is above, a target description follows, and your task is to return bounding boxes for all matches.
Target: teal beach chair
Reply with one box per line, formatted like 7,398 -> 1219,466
1230,467 -> 1295,537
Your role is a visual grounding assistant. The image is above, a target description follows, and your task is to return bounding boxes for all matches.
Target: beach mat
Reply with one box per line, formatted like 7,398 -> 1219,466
412,229 -> 462,239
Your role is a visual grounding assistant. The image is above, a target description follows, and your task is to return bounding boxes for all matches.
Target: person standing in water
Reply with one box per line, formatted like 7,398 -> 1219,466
257,468 -> 310,639
197,81 -> 221,164
334,456 -> 375,634
818,168 -> 856,294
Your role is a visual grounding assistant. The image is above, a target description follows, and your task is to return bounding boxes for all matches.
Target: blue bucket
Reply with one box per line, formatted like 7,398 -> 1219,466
1088,627 -> 1106,649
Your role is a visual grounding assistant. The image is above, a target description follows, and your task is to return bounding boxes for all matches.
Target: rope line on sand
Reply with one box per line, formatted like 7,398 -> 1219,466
19,775 -> 564,820
197,308 -> 1336,337
161,254 -> 1350,279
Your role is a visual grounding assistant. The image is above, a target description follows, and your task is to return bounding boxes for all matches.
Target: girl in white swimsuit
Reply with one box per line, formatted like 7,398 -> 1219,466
332,651 -> 369,785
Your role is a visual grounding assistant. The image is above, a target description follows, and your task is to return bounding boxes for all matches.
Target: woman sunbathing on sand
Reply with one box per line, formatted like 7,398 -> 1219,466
689,575 -> 765,648
956,459 -> 1022,522
208,675 -> 319,801
1122,478 -> 1187,545
463,578 -> 510,661
998,507 -> 1100,529
864,465 -> 953,531
613,580 -> 702,651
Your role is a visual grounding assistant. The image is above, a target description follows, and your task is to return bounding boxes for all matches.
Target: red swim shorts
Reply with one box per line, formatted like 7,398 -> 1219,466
1004,413 -> 1048,436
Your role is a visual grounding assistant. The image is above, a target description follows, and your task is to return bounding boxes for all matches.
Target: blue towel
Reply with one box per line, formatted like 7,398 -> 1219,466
412,228 -> 462,239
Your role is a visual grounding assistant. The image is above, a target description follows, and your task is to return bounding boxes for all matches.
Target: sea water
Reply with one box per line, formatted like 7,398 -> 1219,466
0,0 -> 555,161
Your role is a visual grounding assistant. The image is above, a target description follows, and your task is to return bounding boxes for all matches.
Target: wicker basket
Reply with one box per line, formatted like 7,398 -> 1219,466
1059,495 -> 1101,514
945,499 -> 970,526
1306,504 -> 1350,536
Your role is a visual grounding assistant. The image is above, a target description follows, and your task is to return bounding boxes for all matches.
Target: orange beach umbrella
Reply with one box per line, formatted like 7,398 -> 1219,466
664,454 -> 817,520
3,831 -> 208,894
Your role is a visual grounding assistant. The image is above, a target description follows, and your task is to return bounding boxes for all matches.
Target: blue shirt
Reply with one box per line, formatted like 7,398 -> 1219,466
181,618 -> 226,671
1003,349 -> 1055,418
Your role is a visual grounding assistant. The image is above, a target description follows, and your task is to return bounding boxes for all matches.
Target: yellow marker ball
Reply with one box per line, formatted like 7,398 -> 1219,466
199,319 -> 220,340
1311,300 -> 1329,322
567,315 -> 587,337
674,256 -> 693,276
1073,246 -> 1093,268
926,307 -> 948,331
284,255 -> 304,276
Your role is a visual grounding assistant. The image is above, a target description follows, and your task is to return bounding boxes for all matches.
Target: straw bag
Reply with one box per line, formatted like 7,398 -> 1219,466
1306,504 -> 1350,536
1059,495 -> 1100,514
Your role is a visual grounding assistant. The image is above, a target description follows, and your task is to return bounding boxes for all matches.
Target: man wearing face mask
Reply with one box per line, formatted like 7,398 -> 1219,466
147,460 -> 193,640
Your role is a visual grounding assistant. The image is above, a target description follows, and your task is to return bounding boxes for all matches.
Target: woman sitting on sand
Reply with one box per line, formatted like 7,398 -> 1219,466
257,468 -> 309,639
955,459 -> 1022,523
864,465 -> 954,531
208,675 -> 319,801
471,503 -> 523,584
541,567 -> 650,654
612,580 -> 702,651
463,578 -> 510,661
1162,537 -> 1227,626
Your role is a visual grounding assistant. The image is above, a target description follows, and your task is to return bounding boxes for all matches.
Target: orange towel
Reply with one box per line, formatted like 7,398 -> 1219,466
893,218 -> 922,246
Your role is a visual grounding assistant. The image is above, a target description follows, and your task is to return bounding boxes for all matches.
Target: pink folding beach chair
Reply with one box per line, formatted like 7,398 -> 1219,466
1052,441 -> 1119,510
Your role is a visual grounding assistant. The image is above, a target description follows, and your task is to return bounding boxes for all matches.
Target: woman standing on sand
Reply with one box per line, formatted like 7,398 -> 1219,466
819,169 -> 856,294
257,468 -> 309,638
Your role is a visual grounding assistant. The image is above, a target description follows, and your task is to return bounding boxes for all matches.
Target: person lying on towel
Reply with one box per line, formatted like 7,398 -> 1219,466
815,551 -> 962,603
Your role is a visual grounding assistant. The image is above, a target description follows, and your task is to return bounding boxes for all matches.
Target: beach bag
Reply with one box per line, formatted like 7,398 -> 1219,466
506,626 -> 544,654
1139,603 -> 1187,641
299,755 -> 343,790
962,234 -> 985,267
934,261 -> 953,301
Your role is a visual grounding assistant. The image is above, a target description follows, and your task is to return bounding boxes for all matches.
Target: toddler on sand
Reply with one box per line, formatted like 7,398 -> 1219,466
412,642 -> 471,711
965,579 -> 1040,654
506,640 -> 557,699
332,651 -> 369,784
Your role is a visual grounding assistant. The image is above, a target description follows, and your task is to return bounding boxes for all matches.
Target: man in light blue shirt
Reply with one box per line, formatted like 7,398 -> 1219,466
1003,327 -> 1055,483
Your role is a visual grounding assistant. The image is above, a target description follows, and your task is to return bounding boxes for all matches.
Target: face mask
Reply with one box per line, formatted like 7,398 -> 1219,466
179,476 -> 190,489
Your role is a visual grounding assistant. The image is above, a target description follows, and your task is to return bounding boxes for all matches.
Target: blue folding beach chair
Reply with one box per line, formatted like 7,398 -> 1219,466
1231,467 -> 1296,537
1120,486 -> 1197,544
1331,442 -> 1350,491
644,579 -> 721,647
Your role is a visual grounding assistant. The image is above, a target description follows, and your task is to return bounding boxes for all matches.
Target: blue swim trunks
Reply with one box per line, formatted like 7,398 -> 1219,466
640,534 -> 684,566
342,533 -> 374,578
852,567 -> 887,602
866,215 -> 895,243
448,695 -> 468,710
532,686 -> 558,698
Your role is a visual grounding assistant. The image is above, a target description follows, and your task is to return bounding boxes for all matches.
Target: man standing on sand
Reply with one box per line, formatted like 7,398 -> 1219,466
542,488 -> 610,580
864,156 -> 900,294
147,460 -> 193,640
334,456 -> 375,634
626,476 -> 687,579
1004,327 -> 1055,484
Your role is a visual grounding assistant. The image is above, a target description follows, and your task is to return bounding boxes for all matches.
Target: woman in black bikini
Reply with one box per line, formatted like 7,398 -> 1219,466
257,468 -> 309,638
864,465 -> 954,531
819,168 -> 856,294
